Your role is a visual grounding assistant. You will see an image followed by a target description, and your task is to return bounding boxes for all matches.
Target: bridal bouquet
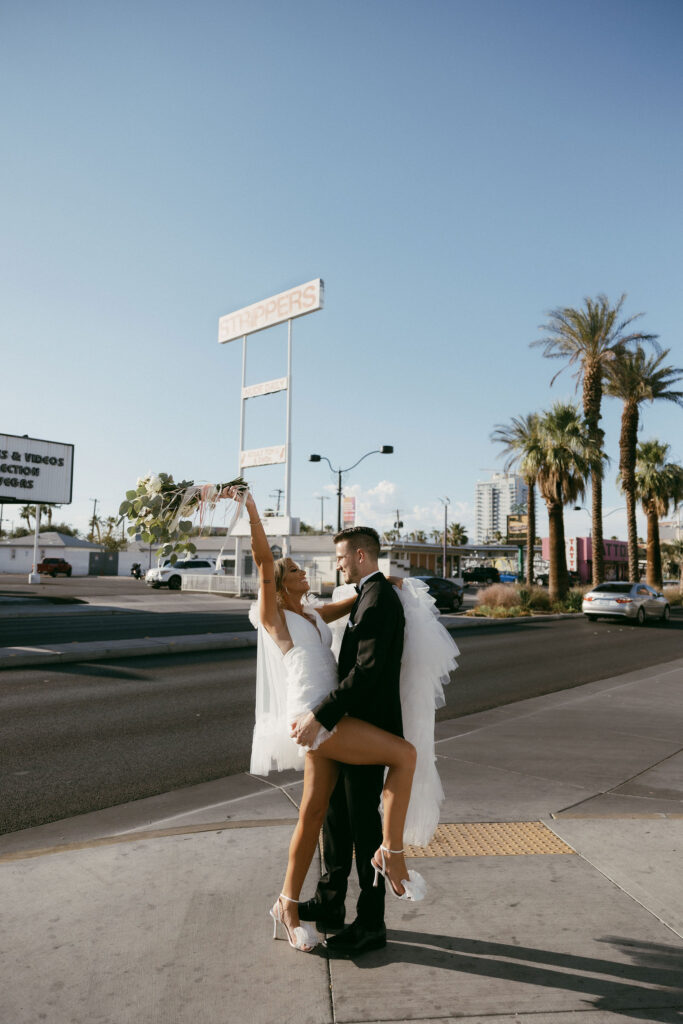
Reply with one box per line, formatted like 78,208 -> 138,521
119,473 -> 248,563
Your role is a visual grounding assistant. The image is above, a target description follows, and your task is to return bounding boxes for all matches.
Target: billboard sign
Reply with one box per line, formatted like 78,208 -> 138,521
240,445 -> 286,468
241,377 -> 288,400
567,536 -> 577,571
0,433 -> 74,504
218,279 -> 324,344
343,496 -> 356,527
506,514 -> 528,544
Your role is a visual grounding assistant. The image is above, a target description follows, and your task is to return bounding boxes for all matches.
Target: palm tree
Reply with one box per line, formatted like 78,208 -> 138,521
19,504 -> 37,531
429,528 -> 442,544
44,504 -> 62,529
604,347 -> 683,580
87,513 -> 103,543
635,441 -> 683,588
535,403 -> 599,601
533,294 -> 657,585
409,529 -> 427,543
447,522 -> 468,545
491,413 -> 542,585
663,537 -> 683,592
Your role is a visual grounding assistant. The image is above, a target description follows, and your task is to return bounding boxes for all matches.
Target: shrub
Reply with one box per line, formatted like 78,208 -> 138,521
563,587 -> 585,613
476,584 -> 519,609
663,585 -> 683,606
526,586 -> 552,611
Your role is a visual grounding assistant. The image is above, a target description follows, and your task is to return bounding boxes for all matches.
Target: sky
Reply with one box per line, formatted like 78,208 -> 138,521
2,0 -> 681,544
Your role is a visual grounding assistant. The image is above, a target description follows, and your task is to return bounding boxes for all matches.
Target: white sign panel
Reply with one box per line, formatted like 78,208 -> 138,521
218,279 -> 324,344
242,377 -> 288,400
240,445 -> 286,468
232,515 -> 299,537
566,536 -> 577,571
0,433 -> 74,504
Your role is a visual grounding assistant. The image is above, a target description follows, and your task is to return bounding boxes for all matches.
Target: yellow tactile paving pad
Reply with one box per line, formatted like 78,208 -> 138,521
405,821 -> 575,857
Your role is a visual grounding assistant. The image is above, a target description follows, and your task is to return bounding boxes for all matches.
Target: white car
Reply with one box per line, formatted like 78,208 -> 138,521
146,557 -> 218,591
582,581 -> 670,625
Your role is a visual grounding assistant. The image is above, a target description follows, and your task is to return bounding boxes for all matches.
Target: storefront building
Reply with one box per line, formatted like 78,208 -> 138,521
541,536 -> 629,583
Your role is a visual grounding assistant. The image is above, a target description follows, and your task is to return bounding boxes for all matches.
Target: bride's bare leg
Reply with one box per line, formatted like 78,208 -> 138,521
311,718 -> 417,894
280,753 -> 340,933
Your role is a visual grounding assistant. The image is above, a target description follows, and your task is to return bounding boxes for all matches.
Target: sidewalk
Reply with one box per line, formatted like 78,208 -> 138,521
2,656 -> 682,1023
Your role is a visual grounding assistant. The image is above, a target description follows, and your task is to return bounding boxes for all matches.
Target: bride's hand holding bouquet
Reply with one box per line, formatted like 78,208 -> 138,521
119,473 -> 248,564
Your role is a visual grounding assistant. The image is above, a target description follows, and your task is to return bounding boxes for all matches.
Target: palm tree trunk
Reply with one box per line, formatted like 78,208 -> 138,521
583,364 -> 604,586
591,472 -> 605,584
645,505 -> 663,588
526,482 -> 536,585
619,400 -> 639,581
547,498 -> 568,602
624,491 -> 639,581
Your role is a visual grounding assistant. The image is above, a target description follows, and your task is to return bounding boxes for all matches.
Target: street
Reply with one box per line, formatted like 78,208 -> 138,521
1,612 -> 680,835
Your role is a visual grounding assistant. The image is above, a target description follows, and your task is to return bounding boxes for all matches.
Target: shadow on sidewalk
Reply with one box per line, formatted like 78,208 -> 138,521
340,929 -> 683,1020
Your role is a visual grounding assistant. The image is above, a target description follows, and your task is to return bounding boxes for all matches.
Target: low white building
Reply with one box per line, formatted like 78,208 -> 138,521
0,531 -> 102,576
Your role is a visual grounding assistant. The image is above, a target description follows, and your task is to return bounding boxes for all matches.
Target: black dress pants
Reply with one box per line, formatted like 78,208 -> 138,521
315,763 -> 386,928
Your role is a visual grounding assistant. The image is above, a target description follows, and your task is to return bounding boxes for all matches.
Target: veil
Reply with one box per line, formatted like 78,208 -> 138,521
248,600 -> 306,774
330,578 -> 459,847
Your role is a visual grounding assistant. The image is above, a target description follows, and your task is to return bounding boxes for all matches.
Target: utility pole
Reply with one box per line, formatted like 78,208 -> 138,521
90,498 -> 98,541
440,497 -> 450,578
316,495 -> 329,533
269,489 -> 284,515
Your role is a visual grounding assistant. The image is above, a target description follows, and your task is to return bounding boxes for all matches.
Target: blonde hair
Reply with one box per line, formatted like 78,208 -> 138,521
273,557 -> 310,607
273,557 -> 289,604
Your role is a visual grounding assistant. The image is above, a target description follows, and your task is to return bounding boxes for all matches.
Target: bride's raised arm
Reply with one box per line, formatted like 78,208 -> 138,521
230,489 -> 282,635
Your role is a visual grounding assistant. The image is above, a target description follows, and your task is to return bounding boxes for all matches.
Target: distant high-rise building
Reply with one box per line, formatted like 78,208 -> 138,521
474,473 -> 528,543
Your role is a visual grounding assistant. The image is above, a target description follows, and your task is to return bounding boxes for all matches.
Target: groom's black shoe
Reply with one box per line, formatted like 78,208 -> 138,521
324,919 -> 386,956
297,899 -> 345,930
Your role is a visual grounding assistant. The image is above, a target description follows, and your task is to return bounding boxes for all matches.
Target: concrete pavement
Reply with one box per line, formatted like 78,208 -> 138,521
1,649 -> 682,1023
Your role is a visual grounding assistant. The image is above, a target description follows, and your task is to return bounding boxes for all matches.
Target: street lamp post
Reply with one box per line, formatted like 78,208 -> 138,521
440,497 -> 450,578
309,446 -> 394,585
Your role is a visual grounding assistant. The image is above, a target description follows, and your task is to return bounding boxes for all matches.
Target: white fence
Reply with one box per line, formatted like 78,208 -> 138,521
181,574 -> 260,596
181,569 -> 325,597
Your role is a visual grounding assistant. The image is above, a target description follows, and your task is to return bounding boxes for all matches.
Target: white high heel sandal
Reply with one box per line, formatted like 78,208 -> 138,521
371,845 -> 427,902
269,894 -> 319,952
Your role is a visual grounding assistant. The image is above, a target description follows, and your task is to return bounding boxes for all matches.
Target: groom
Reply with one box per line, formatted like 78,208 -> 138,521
292,525 -> 405,955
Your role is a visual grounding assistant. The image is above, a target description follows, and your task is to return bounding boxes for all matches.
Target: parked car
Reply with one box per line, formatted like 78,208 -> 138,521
462,566 -> 500,585
37,557 -> 72,577
499,571 -> 520,583
145,558 -> 218,590
412,575 -> 464,611
534,570 -> 582,587
582,581 -> 670,625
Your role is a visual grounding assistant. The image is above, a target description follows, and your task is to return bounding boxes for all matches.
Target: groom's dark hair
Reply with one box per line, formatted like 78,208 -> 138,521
334,526 -> 381,560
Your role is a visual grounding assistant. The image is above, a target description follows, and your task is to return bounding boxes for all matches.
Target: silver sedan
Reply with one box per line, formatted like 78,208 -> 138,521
583,581 -> 670,625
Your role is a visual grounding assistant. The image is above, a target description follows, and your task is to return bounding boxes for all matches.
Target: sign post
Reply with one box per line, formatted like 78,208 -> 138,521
218,279 -> 324,580
507,513 -> 528,581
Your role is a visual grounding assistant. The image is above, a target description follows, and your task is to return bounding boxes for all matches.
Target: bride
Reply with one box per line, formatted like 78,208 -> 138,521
240,489 -> 458,954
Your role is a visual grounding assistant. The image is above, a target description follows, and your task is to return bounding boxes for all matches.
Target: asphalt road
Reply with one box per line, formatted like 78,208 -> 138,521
1,613 -> 680,835
1,606 -> 254,646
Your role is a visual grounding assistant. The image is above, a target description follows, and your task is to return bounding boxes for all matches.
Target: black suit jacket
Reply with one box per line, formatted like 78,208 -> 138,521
314,573 -> 404,736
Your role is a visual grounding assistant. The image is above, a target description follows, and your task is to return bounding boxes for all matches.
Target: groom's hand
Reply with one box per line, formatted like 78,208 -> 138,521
291,711 -> 321,747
